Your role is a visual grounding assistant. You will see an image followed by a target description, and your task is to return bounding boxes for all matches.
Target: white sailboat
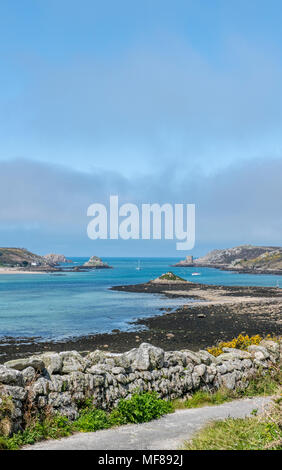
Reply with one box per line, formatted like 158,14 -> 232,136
136,260 -> 141,271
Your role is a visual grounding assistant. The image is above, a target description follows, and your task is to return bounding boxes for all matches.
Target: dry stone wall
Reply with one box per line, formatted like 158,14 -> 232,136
0,340 -> 280,435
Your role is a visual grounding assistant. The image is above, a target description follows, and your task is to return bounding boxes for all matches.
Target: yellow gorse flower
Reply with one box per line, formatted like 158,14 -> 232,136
207,334 -> 277,357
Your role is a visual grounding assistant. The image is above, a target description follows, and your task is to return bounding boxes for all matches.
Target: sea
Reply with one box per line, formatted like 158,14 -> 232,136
0,257 -> 280,342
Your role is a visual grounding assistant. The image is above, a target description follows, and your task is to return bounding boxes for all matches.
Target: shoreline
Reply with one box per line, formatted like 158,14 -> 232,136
0,267 -> 50,275
0,265 -> 111,275
1,280 -> 281,362
172,263 -> 282,275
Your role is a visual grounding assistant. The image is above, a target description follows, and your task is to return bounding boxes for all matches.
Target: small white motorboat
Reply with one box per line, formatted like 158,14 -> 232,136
191,272 -> 201,276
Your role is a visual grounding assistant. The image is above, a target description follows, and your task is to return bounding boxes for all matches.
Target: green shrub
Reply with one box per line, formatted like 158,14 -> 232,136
4,414 -> 74,449
115,391 -> 173,424
74,408 -> 110,432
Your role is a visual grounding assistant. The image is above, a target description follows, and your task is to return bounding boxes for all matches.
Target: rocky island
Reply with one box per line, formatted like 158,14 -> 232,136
84,255 -> 111,268
173,245 -> 282,274
43,253 -> 72,265
71,256 -> 112,272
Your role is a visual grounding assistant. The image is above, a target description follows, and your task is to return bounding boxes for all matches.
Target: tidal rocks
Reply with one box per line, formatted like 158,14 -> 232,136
83,256 -> 111,269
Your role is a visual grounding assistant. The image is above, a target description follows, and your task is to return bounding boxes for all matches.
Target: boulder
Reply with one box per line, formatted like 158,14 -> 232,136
197,350 -> 217,364
31,378 -> 50,397
0,366 -> 24,387
193,364 -> 207,377
164,351 -> 187,367
1,385 -> 27,401
216,350 -> 251,362
36,352 -> 63,375
247,345 -> 270,360
221,372 -> 237,390
130,343 -> 164,371
4,357 -> 45,372
259,340 -> 280,356
86,350 -> 130,369
59,351 -> 86,374
22,367 -> 36,385
181,350 -> 202,365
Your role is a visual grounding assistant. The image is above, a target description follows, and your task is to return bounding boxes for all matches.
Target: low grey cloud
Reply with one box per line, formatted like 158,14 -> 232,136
0,157 -> 281,255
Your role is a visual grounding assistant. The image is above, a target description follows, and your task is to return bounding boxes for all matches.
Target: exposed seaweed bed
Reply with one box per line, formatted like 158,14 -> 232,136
1,281 -> 281,362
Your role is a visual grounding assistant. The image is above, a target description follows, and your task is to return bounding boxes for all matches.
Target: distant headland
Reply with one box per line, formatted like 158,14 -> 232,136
0,248 -> 111,274
173,244 -> 282,275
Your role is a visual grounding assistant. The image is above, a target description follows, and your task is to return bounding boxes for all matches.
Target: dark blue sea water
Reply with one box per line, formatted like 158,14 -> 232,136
0,257 -> 281,341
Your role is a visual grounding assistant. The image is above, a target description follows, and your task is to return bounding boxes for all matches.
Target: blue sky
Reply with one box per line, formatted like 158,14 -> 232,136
0,1 -> 282,256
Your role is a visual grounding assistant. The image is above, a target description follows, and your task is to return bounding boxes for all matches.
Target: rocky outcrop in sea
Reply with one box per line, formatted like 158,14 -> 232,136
83,256 -> 111,269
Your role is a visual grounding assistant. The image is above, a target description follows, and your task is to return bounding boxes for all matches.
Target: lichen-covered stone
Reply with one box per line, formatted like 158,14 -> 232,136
221,372 -> 236,390
181,350 -> 202,365
31,378 -> 50,397
197,350 -> 217,364
60,351 -> 86,374
259,340 -> 280,358
1,385 -> 27,401
131,343 -> 164,370
4,357 -> 45,372
37,352 -> 63,375
22,367 -> 36,385
0,366 -> 24,387
247,345 -> 270,361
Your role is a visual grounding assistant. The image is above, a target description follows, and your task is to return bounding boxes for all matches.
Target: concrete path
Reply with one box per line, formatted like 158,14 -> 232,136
25,396 -> 272,450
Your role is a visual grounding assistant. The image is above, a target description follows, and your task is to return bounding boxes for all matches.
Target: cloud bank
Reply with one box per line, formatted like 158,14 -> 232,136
0,157 -> 281,255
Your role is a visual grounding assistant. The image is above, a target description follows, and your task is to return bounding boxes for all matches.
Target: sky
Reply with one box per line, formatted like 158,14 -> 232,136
0,0 -> 281,256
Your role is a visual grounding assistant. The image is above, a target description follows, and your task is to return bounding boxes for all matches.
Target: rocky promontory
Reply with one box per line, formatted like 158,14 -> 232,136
0,247 -> 57,272
174,245 -> 282,274
43,254 -> 72,265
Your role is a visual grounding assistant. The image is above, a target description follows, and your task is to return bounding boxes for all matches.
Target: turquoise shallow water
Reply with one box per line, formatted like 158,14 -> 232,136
0,257 -> 281,341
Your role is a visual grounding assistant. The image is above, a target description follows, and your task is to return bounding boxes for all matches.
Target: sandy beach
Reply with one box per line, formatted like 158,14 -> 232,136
0,267 -> 47,275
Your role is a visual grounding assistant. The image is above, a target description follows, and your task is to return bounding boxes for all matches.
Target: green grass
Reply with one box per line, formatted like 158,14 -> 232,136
183,399 -> 282,450
173,389 -> 231,410
172,369 -> 281,411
